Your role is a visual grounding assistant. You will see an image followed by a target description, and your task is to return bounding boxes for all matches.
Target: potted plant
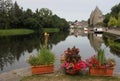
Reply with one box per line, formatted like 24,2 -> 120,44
60,46 -> 87,75
27,47 -> 55,74
86,48 -> 115,76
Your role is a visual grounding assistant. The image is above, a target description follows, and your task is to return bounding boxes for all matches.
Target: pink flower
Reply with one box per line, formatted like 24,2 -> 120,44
88,64 -> 92,67
105,64 -> 110,68
64,62 -> 70,69
79,61 -> 87,68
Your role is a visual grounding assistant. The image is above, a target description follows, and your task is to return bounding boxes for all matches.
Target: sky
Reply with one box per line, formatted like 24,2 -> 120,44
14,0 -> 120,21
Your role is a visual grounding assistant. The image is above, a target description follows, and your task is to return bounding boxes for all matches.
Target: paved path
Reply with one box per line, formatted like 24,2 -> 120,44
0,67 -> 31,81
105,29 -> 120,36
0,67 -> 120,81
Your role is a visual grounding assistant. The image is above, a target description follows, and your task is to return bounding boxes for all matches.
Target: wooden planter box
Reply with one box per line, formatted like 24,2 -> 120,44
31,64 -> 54,74
89,67 -> 114,76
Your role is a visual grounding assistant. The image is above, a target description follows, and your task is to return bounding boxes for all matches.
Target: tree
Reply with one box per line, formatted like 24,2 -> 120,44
108,16 -> 117,27
52,15 -> 69,31
104,3 -> 120,27
0,0 -> 13,29
0,0 -> 13,12
9,1 -> 24,28
0,0 -> 4,12
111,3 -> 120,18
117,12 -> 120,27
103,13 -> 111,26
4,0 -> 13,12
24,18 -> 42,33
0,12 -> 10,29
39,8 -> 52,17
24,9 -> 33,18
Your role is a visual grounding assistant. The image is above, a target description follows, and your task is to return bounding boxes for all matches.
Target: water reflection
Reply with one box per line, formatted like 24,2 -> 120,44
88,33 -> 103,51
103,34 -> 120,57
69,28 -> 88,37
0,34 -> 41,72
52,30 -> 120,74
0,29 -> 120,74
0,32 -> 68,73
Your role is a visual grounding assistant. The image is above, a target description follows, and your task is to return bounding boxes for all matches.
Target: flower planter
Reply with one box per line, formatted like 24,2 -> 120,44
31,64 -> 54,74
89,67 -> 114,76
65,69 -> 78,75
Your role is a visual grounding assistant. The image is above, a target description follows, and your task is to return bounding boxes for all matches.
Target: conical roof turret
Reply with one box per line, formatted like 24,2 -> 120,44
89,6 -> 104,26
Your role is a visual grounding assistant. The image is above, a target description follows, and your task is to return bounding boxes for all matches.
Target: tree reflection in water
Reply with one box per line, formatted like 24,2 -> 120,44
1,30 -> 119,73
0,32 -> 69,72
0,34 -> 41,71
103,33 -> 120,57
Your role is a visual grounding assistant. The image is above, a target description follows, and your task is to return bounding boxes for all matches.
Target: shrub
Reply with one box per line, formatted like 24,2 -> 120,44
28,48 -> 55,66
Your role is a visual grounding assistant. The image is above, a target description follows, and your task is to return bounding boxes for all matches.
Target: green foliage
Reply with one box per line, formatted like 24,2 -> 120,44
27,55 -> 41,66
112,42 -> 120,49
108,16 -> 117,27
24,18 -> 42,33
39,8 -> 52,17
108,38 -> 114,46
38,48 -> 55,65
104,3 -> 120,27
111,3 -> 120,18
103,13 -> 111,26
97,48 -> 106,65
117,12 -> 120,27
0,2 -> 69,32
27,48 -> 55,66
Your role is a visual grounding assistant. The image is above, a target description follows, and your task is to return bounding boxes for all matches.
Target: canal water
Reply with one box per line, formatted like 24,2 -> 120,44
0,29 -> 120,74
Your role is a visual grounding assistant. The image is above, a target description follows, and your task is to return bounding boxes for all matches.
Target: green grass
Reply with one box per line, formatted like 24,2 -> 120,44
0,29 -> 34,36
43,28 -> 60,33
20,74 -> 120,81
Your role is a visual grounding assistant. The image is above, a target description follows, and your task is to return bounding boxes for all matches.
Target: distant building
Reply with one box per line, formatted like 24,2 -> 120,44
89,6 -> 104,26
80,20 -> 88,28
69,20 -> 88,29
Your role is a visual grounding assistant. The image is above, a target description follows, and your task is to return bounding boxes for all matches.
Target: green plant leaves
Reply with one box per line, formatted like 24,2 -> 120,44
28,48 -> 55,66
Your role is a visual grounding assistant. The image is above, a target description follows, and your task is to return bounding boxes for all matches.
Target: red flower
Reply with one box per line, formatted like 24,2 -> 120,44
73,63 -> 81,70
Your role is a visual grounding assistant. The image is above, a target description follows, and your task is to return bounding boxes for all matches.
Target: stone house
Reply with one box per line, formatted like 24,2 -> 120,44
89,6 -> 104,26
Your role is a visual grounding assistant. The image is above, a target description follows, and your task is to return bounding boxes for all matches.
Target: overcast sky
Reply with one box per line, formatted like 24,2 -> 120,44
14,0 -> 120,21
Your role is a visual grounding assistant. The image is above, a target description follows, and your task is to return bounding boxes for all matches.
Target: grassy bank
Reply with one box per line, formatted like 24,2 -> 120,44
0,29 -> 34,36
43,28 -> 60,33
21,74 -> 119,81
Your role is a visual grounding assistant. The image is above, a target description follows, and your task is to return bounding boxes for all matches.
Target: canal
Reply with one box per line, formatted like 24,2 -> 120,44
0,29 -> 120,74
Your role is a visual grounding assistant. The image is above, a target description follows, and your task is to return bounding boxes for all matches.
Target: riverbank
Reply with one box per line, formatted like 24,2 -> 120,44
0,29 -> 34,36
104,28 -> 120,36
